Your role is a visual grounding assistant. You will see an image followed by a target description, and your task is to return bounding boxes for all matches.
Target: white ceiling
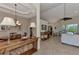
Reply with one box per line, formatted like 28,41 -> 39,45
40,3 -> 61,12
40,3 -> 79,23
0,3 -> 36,19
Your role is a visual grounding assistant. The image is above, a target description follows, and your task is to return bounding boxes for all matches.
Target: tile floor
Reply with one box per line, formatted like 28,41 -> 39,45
33,36 -> 79,55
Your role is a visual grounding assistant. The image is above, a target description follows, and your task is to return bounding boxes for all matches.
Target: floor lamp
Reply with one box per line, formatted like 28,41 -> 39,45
0,17 -> 16,44
30,22 -> 36,38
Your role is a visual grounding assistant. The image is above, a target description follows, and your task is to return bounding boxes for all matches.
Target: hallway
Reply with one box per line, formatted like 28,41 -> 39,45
33,36 -> 79,55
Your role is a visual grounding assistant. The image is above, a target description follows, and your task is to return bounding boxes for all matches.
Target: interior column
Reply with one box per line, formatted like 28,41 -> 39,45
36,3 -> 40,50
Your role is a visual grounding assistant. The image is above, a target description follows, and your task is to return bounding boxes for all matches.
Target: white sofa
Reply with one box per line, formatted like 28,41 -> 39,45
61,33 -> 79,46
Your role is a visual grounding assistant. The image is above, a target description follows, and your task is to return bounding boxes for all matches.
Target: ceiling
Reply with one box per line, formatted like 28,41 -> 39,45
0,3 -> 36,19
40,3 -> 79,23
40,3 -> 61,12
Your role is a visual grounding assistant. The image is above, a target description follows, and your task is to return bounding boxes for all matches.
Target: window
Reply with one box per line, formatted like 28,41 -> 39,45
63,24 -> 78,33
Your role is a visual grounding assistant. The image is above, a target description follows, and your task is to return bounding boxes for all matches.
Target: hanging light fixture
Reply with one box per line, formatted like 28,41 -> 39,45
14,4 -> 21,26
61,3 -> 72,21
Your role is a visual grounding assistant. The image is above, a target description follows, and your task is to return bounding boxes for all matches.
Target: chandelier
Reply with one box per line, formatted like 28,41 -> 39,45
14,4 -> 21,26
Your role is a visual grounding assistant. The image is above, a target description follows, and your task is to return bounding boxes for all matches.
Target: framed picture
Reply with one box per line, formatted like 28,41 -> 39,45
41,24 -> 47,30
1,26 -> 6,30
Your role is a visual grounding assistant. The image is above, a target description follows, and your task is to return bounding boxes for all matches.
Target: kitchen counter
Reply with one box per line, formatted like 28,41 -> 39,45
0,37 -> 38,55
61,34 -> 79,46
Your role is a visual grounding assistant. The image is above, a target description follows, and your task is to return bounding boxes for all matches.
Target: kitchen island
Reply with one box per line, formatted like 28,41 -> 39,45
61,33 -> 79,47
0,37 -> 38,55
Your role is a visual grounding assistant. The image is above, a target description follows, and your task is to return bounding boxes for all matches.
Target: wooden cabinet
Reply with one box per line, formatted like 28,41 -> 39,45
41,32 -> 50,40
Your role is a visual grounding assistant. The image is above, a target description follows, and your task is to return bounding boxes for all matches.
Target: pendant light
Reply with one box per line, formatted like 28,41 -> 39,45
14,4 -> 21,26
61,3 -> 72,21
14,4 -> 17,23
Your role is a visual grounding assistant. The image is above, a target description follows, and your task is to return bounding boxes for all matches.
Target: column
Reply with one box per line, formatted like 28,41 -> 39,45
36,3 -> 40,50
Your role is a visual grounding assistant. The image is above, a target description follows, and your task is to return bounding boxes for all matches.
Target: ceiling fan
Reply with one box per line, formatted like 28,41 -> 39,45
61,17 -> 72,21
60,3 -> 72,21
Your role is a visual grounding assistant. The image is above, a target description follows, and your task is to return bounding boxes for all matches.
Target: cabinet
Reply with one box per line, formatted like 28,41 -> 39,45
41,32 -> 50,40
